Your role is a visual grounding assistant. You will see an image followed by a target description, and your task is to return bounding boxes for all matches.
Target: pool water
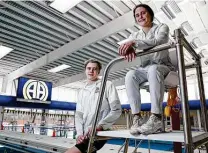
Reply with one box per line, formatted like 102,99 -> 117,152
107,139 -> 175,151
0,144 -> 48,153
0,138 -> 185,153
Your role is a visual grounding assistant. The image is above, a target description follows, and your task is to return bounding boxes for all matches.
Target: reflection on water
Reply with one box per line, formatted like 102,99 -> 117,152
3,124 -> 75,138
0,124 -> 75,152
0,125 -> 74,153
0,144 -> 48,153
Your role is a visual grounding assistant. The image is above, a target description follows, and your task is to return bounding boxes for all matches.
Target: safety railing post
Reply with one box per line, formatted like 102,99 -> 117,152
196,59 -> 208,152
174,29 -> 193,153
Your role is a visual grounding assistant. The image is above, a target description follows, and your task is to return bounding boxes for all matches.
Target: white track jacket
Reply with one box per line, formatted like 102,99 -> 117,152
129,23 -> 174,70
75,79 -> 122,136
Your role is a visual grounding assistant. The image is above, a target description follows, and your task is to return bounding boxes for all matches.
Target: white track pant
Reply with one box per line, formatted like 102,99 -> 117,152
125,65 -> 170,114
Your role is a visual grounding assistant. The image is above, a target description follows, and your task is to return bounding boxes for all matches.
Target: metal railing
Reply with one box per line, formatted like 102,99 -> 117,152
87,29 -> 208,153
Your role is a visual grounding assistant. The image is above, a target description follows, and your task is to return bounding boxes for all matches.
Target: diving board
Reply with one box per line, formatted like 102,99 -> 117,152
97,130 -> 208,144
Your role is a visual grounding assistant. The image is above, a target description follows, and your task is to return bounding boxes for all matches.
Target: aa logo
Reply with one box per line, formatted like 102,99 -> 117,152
23,80 -> 48,101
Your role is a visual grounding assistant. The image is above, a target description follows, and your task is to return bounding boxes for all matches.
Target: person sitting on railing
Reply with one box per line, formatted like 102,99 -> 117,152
65,59 -> 122,153
119,4 -> 175,135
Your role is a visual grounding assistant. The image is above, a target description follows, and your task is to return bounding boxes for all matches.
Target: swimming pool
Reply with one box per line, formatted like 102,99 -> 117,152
0,140 -> 174,153
0,143 -> 48,153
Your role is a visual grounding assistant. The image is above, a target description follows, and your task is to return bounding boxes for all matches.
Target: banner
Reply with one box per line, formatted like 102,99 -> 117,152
17,77 -> 52,104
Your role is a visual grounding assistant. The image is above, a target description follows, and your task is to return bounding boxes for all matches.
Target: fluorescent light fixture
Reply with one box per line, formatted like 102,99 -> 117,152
50,0 -> 83,13
166,0 -> 182,14
182,21 -> 193,31
180,26 -> 188,36
161,0 -> 182,20
48,64 -> 71,73
190,42 -> 198,49
0,45 -> 13,59
180,21 -> 193,36
161,5 -> 176,20
198,49 -> 206,58
190,37 -> 203,49
193,37 -> 203,47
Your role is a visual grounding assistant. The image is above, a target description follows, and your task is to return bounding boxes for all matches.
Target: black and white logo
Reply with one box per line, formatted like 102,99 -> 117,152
23,80 -> 48,101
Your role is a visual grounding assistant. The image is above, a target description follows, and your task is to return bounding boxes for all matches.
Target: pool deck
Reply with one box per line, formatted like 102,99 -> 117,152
0,130 -> 206,153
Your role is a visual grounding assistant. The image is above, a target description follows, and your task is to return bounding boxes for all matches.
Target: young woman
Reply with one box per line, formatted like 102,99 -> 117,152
119,4 -> 174,135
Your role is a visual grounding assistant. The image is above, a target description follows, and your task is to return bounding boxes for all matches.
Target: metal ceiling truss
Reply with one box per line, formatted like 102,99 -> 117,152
0,0 -> 207,88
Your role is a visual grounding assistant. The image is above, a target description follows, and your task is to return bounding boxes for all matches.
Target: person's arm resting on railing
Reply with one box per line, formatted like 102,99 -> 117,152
133,24 -> 169,50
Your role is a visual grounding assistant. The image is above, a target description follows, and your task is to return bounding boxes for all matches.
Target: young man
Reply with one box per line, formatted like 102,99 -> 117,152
65,59 -> 122,153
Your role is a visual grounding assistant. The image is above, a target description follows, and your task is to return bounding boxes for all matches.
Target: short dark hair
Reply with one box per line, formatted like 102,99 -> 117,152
133,4 -> 154,22
84,58 -> 102,72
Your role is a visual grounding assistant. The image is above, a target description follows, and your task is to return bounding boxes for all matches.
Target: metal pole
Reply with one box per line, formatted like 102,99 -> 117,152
0,107 -> 4,130
174,29 -> 193,153
161,112 -> 165,132
148,140 -> 151,153
87,43 -> 174,153
123,112 -> 130,153
197,110 -> 202,130
196,60 -> 208,152
123,138 -> 129,153
126,111 -> 130,129
117,142 -> 125,153
133,140 -> 143,153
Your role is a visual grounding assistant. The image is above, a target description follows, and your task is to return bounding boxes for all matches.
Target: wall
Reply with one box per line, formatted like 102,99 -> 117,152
0,76 -> 208,104
51,86 -> 78,102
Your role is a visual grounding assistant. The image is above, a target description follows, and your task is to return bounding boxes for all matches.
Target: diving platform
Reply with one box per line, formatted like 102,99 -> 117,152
97,130 -> 208,144
0,130 -> 207,153
96,130 -> 208,152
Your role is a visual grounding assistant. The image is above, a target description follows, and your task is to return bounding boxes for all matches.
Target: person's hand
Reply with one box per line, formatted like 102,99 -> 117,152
124,48 -> 136,62
119,41 -> 135,56
76,135 -> 86,144
85,126 -> 103,139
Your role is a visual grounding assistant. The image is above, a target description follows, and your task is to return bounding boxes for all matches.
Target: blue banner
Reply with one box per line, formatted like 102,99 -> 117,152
17,77 -> 52,104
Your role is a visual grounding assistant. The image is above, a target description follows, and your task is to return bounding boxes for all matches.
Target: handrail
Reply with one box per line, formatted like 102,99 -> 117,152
87,29 -> 208,153
174,29 -> 193,152
87,42 -> 175,153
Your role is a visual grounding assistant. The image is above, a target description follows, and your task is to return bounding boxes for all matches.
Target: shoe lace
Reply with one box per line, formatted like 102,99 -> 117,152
145,115 -> 157,126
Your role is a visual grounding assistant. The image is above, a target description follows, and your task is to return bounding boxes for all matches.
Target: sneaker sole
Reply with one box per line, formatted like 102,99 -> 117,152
130,129 -> 141,135
141,126 -> 163,135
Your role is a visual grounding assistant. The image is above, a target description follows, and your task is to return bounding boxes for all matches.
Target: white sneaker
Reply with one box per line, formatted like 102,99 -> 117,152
130,115 -> 145,135
139,114 -> 162,135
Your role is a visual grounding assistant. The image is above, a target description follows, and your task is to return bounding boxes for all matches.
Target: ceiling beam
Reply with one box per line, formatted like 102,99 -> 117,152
5,11 -> 134,82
